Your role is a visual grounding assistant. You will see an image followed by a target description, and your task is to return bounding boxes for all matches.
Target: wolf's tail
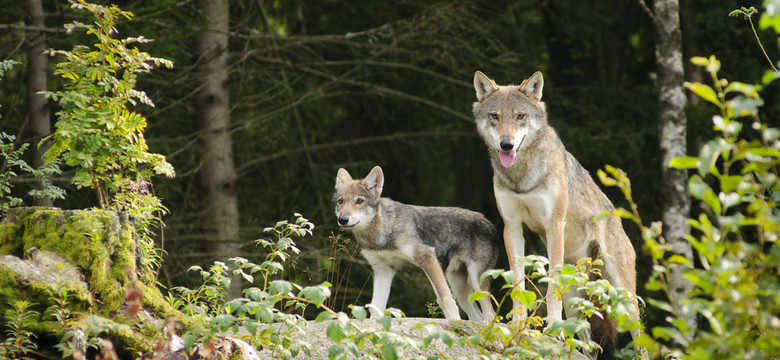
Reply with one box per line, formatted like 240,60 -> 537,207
590,314 -> 617,360
587,240 -> 618,360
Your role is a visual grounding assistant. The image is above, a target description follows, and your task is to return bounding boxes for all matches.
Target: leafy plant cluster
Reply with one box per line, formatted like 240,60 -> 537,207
41,0 -> 175,213
165,215 -> 643,360
0,60 -> 64,218
39,0 -> 176,279
166,213 -> 331,358
595,7 -> 780,356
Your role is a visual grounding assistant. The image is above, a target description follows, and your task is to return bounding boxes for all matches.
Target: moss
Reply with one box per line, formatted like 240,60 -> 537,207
9,208 -> 136,316
0,207 -> 30,255
0,266 -> 22,309
0,264 -> 92,321
0,207 -> 190,356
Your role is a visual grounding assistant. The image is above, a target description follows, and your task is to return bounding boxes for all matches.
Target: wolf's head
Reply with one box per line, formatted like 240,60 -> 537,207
333,166 -> 383,230
472,71 -> 547,168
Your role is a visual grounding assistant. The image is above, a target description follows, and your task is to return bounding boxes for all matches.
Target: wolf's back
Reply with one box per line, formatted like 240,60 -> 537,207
390,201 -> 499,268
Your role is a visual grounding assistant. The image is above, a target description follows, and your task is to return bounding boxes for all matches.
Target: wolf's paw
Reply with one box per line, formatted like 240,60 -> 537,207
366,304 -> 384,319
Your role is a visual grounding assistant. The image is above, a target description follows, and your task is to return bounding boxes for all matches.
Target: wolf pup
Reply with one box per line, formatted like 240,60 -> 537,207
472,71 -> 644,359
333,166 -> 498,321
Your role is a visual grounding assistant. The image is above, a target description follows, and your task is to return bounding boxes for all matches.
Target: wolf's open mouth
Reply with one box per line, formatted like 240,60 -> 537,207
498,150 -> 516,168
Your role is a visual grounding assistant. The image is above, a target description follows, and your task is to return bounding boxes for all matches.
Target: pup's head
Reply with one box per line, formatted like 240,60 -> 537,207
472,71 -> 547,168
333,166 -> 384,230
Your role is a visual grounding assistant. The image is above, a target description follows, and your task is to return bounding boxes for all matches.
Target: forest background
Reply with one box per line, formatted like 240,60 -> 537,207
1,0 -> 777,331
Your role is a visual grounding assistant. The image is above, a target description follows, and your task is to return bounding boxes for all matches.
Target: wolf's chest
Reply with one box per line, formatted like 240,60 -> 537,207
360,245 -> 419,270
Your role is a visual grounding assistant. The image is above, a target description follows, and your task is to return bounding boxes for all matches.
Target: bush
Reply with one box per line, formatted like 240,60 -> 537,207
598,52 -> 779,360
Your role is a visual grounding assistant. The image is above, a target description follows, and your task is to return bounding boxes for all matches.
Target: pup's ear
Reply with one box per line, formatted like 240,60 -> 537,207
521,71 -> 544,102
336,168 -> 352,188
474,71 -> 499,102
362,166 -> 384,198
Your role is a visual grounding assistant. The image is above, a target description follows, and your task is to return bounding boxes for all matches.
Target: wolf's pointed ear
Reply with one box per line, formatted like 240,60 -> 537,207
521,71 -> 544,102
362,166 -> 384,197
474,71 -> 499,102
336,168 -> 352,188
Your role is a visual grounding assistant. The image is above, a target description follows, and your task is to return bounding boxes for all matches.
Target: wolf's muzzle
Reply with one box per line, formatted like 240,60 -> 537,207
500,139 -> 514,151
337,216 -> 350,226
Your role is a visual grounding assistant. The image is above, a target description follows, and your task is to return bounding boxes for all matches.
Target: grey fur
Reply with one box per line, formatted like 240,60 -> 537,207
334,166 -> 499,321
473,71 -> 647,360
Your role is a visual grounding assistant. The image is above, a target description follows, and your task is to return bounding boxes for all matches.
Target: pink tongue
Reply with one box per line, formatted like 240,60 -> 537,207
498,151 -> 516,168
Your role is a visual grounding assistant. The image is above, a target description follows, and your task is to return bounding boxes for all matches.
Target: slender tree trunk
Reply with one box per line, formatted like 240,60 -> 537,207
194,0 -> 242,298
652,0 -> 695,331
25,0 -> 52,207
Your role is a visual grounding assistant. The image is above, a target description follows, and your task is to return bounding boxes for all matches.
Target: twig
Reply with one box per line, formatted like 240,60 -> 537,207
638,0 -> 657,24
747,14 -> 779,72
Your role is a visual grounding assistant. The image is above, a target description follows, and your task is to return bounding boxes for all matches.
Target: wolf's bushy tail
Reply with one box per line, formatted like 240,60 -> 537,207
590,314 -> 617,360
587,241 -> 618,360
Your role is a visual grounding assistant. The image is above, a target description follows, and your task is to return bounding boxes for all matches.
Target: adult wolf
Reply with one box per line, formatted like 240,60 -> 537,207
333,166 -> 498,321
472,71 -> 644,359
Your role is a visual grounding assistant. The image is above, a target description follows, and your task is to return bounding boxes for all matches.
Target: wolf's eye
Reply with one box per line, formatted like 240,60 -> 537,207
337,198 -> 344,204
516,114 -> 525,120
489,113 -> 499,120
356,198 -> 364,205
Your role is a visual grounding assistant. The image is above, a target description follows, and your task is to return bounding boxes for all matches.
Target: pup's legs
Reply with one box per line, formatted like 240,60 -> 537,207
364,252 -> 395,318
418,250 -> 461,320
446,261 -> 482,321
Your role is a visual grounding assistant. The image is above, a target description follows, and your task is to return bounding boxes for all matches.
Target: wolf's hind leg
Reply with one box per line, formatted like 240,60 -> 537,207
418,250 -> 461,320
467,262 -> 495,321
447,261 -> 482,321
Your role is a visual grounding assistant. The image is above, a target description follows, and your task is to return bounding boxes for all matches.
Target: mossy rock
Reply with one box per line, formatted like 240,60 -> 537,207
0,207 -> 184,323
0,249 -> 92,314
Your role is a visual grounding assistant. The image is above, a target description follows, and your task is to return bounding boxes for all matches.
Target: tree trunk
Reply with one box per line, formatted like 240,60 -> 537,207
653,0 -> 694,331
194,0 -> 242,298
24,0 -> 53,207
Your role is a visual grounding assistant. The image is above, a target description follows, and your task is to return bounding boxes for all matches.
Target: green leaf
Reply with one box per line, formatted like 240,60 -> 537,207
759,2 -> 780,33
350,305 -> 367,321
315,311 -> 336,322
268,280 -> 293,296
667,255 -> 692,266
512,290 -> 537,309
300,284 -> 331,307
378,314 -> 391,331
213,314 -> 234,332
685,82 -> 720,106
381,344 -> 400,360
668,156 -> 699,169
690,56 -> 709,67
688,175 -> 722,215
468,291 -> 488,302
182,332 -> 197,350
257,306 -> 273,323
597,169 -> 617,186
613,208 -> 634,219
325,321 -> 345,342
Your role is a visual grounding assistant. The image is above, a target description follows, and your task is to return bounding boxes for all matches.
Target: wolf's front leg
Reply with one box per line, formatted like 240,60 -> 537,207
365,253 -> 395,318
544,219 -> 565,326
494,185 -> 527,322
503,221 -> 527,322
